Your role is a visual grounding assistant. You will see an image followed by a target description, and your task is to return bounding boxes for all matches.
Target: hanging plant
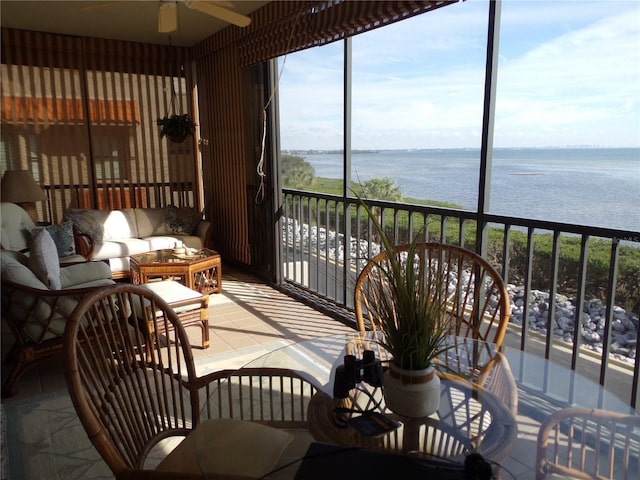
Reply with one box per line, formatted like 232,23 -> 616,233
157,114 -> 196,143
157,69 -> 196,143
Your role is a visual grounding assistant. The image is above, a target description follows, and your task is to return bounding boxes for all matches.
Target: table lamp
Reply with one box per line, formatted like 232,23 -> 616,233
1,170 -> 48,223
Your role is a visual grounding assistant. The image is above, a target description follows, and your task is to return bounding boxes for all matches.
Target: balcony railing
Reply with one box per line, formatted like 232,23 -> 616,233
280,188 -> 640,410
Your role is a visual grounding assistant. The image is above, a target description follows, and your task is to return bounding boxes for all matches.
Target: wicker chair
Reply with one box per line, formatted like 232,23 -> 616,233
64,283 -> 318,479
354,242 -> 517,426
1,250 -> 114,397
535,407 -> 640,480
355,242 -> 511,349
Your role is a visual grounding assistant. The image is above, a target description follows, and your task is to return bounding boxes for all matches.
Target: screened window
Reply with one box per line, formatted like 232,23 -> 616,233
278,41 -> 344,192
277,1 -> 488,207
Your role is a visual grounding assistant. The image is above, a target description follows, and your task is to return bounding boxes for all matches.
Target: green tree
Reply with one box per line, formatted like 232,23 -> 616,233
281,153 -> 315,189
360,177 -> 403,202
358,177 -> 405,242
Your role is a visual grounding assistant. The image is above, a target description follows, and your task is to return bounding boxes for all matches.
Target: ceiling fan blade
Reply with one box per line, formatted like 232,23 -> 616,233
79,1 -> 127,12
158,1 -> 178,33
185,1 -> 251,28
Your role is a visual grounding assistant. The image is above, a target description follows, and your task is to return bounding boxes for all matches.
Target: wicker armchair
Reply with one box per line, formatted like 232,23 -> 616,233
64,283 -> 318,479
1,250 -> 113,397
535,407 -> 640,480
354,242 -> 517,423
355,242 -> 511,348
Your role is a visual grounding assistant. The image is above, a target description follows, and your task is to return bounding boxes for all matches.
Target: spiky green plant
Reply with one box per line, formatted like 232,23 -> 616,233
359,197 -> 452,371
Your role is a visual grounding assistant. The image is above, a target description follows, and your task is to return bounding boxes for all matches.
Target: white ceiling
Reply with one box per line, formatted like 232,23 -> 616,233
0,1 -> 270,47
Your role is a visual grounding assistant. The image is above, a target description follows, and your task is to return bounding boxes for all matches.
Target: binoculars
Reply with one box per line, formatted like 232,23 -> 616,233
333,349 -> 384,399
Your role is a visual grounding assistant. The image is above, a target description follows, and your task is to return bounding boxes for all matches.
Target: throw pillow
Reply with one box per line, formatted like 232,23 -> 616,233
153,205 -> 202,236
39,222 -> 76,257
64,209 -> 104,242
28,228 -> 61,290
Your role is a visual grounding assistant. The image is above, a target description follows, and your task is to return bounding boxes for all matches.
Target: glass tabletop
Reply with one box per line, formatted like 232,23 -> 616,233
194,333 -> 639,479
240,332 -> 502,397
130,248 -> 217,264
194,333 -> 518,477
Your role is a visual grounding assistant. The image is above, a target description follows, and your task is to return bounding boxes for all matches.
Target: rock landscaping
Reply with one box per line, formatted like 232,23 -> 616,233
283,219 -> 638,363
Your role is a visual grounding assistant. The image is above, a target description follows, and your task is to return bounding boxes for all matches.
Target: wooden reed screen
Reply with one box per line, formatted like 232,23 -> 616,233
195,1 -> 460,66
0,28 -> 199,224
196,44 -> 252,264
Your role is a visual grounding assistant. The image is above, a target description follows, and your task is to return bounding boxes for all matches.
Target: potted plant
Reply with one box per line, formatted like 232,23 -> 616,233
157,114 -> 196,143
357,197 -> 452,417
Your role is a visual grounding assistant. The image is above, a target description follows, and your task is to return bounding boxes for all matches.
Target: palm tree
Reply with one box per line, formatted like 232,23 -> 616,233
361,177 -> 403,202
281,153 -> 315,189
360,177 -> 404,243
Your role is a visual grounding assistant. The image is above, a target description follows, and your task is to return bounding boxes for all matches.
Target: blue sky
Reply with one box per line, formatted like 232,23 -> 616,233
278,0 -> 640,150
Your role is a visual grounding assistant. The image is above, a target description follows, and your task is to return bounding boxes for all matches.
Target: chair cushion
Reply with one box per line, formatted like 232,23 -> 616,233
41,222 -> 76,257
136,280 -> 203,316
0,202 -> 36,252
0,250 -> 48,289
59,261 -> 113,289
155,418 -> 293,478
28,228 -> 61,289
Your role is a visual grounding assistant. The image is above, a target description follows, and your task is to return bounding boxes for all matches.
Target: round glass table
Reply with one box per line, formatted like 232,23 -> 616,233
238,334 -> 517,460
195,333 -> 519,479
194,333 -> 639,479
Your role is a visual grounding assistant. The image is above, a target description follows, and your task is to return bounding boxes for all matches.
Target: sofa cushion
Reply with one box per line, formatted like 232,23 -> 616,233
65,209 -> 106,242
41,222 -> 76,257
92,238 -> 152,260
102,209 -> 137,240
28,228 -> 61,289
151,206 -> 202,236
133,208 -> 165,238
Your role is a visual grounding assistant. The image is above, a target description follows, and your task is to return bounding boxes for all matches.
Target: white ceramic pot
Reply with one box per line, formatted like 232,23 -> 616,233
383,363 -> 441,418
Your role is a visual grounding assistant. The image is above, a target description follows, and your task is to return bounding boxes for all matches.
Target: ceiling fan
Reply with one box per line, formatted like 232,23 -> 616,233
158,1 -> 251,32
81,1 -> 251,33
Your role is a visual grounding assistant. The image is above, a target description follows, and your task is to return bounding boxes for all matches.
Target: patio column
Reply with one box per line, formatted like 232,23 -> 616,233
476,0 -> 502,257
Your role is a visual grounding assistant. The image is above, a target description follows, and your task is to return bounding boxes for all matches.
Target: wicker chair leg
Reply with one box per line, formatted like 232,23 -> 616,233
2,353 -> 30,398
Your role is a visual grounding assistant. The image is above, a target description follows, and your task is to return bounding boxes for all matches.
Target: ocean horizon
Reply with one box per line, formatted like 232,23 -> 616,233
291,147 -> 640,233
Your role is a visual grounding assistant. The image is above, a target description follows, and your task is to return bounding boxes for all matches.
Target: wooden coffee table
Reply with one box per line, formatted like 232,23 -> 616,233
130,248 -> 222,294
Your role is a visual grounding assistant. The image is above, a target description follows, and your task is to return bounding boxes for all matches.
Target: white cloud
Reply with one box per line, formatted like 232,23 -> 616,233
278,0 -> 640,149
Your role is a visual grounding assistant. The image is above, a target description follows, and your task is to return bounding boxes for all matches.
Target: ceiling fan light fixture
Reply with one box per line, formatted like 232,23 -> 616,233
158,1 -> 178,33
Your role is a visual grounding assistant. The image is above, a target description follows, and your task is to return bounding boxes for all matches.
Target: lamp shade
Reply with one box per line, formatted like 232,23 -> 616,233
1,170 -> 47,203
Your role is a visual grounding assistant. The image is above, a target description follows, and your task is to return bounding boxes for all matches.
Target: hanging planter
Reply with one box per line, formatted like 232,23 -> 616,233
157,114 -> 195,143
157,69 -> 196,143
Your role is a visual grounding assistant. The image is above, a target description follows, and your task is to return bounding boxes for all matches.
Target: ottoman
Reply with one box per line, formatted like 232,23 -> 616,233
140,280 -> 210,349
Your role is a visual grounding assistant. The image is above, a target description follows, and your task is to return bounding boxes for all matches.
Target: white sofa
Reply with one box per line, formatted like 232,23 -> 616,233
65,206 -> 212,279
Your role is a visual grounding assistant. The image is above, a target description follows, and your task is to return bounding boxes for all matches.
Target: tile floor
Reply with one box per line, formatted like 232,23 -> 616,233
1,266 -> 541,479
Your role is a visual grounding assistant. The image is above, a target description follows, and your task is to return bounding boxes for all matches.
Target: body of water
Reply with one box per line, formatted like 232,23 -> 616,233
298,148 -> 640,232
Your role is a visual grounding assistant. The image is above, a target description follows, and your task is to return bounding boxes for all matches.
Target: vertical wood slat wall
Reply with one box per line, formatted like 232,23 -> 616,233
0,28 -> 197,224
196,44 -> 252,264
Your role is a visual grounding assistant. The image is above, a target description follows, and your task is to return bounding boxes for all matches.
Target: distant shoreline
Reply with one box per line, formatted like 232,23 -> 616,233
284,146 -> 640,155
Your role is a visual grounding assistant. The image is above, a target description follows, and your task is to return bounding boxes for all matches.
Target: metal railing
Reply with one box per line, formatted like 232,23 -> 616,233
280,188 -> 640,409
